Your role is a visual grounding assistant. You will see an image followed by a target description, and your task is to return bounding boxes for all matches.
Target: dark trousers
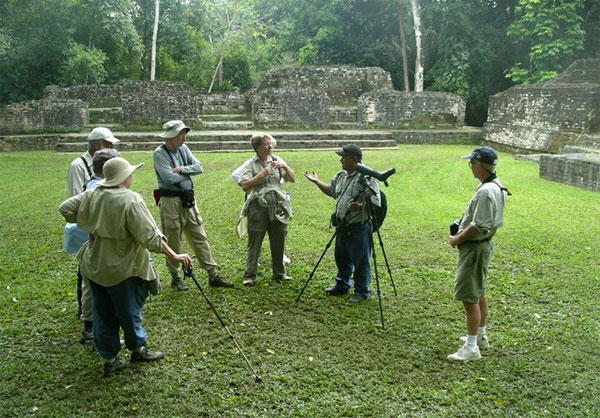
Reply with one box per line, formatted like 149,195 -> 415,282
89,277 -> 149,360
334,222 -> 372,297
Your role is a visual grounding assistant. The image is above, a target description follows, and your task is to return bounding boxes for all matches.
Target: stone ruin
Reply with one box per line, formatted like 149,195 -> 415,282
44,81 -> 246,125
357,90 -> 465,127
249,66 -> 466,128
483,58 -> 600,191
0,99 -> 88,134
483,59 -> 600,154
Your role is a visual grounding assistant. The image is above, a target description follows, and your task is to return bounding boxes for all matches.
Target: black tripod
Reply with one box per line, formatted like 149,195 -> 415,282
295,176 -> 396,329
184,267 -> 263,382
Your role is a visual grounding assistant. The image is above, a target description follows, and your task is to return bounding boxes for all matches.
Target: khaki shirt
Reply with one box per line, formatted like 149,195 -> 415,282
67,151 -> 93,196
59,186 -> 165,287
330,171 -> 380,225
458,179 -> 506,240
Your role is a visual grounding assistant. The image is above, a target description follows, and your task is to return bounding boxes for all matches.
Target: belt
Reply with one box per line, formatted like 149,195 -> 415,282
461,237 -> 492,245
158,189 -> 184,198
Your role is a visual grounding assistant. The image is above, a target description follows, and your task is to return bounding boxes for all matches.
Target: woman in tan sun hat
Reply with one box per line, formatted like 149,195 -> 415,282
59,157 -> 191,377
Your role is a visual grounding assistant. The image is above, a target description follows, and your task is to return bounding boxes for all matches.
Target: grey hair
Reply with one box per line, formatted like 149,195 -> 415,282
250,133 -> 275,150
482,162 -> 496,173
92,148 -> 121,176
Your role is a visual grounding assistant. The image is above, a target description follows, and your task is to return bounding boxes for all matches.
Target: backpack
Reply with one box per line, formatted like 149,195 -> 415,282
371,190 -> 387,232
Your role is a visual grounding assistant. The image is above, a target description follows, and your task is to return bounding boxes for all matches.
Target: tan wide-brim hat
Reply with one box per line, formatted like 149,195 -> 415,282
98,157 -> 143,187
159,120 -> 191,139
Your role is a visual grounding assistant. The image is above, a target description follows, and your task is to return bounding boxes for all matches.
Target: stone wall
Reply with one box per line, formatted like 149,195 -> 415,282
0,99 -> 88,134
122,94 -> 202,125
251,66 -> 392,104
252,88 -> 330,128
357,90 -> 465,127
540,153 -> 600,191
483,59 -> 600,153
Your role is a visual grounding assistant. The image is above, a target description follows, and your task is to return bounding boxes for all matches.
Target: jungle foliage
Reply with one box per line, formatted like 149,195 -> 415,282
0,0 -> 599,125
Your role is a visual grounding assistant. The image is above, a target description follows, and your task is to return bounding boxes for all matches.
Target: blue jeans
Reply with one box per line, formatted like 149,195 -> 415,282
89,277 -> 149,360
333,222 -> 371,298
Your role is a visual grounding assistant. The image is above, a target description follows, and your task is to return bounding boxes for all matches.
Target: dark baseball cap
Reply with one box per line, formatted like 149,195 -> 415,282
335,144 -> 363,158
461,146 -> 498,165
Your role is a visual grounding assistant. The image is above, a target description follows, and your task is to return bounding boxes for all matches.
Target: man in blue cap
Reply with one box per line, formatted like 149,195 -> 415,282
447,146 -> 509,362
304,144 -> 381,303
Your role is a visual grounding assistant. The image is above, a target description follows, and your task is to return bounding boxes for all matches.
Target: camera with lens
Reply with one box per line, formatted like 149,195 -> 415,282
449,219 -> 460,236
181,189 -> 195,208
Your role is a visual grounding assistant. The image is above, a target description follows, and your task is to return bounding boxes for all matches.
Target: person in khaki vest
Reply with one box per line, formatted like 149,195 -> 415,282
153,120 -> 233,290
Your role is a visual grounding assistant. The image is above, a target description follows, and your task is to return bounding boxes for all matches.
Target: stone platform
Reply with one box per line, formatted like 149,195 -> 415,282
540,153 -> 600,191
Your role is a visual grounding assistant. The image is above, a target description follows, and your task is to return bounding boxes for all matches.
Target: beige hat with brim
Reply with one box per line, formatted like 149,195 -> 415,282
88,127 -> 120,144
159,120 -> 191,139
98,157 -> 144,187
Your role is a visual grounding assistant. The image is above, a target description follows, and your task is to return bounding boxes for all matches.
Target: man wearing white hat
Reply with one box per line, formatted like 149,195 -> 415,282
64,127 -> 120,345
67,127 -> 120,197
153,120 -> 233,290
59,157 -> 192,377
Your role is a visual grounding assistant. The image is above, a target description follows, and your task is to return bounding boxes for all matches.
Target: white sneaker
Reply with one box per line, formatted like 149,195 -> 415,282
459,334 -> 490,350
447,344 -> 481,362
283,254 -> 291,265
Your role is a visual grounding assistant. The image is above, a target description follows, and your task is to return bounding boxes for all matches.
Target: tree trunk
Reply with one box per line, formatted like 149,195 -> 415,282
410,0 -> 424,92
150,0 -> 159,81
207,57 -> 223,94
399,0 -> 410,92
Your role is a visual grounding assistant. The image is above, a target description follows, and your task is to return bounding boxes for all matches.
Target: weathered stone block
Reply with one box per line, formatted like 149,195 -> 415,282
540,153 -> 600,191
484,59 -> 600,153
0,99 -> 88,134
250,66 -> 392,104
357,90 -> 465,127
122,94 -> 202,125
252,88 -> 330,128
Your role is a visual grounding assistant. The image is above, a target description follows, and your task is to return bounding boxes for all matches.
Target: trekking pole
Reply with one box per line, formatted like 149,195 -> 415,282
183,267 -> 263,383
295,230 -> 337,303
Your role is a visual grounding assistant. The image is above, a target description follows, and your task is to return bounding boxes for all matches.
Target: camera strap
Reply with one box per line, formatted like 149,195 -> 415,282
482,173 -> 511,196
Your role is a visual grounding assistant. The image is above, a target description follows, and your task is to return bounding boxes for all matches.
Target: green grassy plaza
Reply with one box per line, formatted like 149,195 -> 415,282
0,146 -> 598,416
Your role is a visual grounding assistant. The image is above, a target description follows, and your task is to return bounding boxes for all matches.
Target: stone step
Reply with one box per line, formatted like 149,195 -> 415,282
56,139 -> 398,153
562,145 -> 600,155
201,121 -> 254,130
202,113 -> 249,121
329,106 -> 357,122
328,122 -> 361,129
540,153 -> 600,191
89,107 -> 122,124
57,129 -> 404,143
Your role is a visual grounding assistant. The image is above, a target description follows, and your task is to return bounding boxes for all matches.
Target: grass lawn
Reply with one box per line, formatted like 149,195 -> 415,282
0,146 -> 599,417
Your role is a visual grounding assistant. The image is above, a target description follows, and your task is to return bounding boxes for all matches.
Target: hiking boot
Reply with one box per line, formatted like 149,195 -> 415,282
80,330 -> 94,346
243,276 -> 255,287
103,358 -> 125,377
131,346 -> 165,363
459,334 -> 490,350
324,284 -> 350,296
170,277 -> 189,291
209,274 -> 234,288
348,293 -> 369,303
447,344 -> 481,363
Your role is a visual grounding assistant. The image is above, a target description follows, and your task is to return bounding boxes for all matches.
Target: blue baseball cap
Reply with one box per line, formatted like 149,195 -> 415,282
461,146 -> 498,165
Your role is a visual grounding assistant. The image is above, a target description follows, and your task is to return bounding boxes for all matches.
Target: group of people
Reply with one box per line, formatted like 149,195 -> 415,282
59,120 -> 507,376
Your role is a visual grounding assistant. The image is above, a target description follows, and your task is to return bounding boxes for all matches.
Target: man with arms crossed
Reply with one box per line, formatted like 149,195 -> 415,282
153,120 -> 233,290
448,146 -> 509,362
